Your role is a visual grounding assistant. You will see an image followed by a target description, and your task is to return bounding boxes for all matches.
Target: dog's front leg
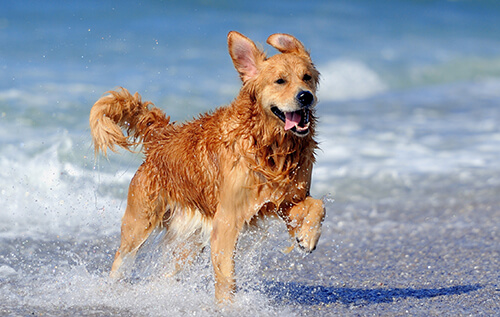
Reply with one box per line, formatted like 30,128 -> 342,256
285,196 -> 325,252
210,207 -> 241,303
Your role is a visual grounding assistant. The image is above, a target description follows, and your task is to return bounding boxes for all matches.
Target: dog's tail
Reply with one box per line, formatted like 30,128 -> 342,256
90,87 -> 170,156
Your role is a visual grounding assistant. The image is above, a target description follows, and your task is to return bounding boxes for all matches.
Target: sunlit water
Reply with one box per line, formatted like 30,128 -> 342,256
1,1 -> 500,315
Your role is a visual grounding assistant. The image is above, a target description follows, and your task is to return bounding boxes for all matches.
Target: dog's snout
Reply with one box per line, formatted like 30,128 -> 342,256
297,91 -> 314,108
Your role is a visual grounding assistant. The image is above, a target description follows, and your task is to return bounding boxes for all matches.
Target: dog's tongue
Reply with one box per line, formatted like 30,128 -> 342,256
284,112 -> 302,130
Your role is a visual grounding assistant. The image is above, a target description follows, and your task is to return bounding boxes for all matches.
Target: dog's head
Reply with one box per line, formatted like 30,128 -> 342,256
228,31 -> 320,137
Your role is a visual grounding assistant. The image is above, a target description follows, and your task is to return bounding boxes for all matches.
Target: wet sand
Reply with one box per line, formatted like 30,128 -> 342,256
262,172 -> 500,315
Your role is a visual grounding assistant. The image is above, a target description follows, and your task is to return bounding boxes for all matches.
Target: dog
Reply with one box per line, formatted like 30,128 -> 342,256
89,31 -> 325,302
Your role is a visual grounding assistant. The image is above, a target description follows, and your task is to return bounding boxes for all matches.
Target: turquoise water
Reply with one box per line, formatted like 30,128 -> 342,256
1,1 -> 499,315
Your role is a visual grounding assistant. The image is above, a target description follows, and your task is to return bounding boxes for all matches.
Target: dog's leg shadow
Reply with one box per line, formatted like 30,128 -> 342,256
261,281 -> 483,306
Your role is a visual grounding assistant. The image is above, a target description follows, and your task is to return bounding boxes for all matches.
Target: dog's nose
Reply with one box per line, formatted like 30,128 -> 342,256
297,91 -> 314,108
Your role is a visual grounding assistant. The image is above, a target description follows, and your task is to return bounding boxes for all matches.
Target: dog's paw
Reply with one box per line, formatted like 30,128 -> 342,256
295,220 -> 322,253
285,197 -> 325,253
109,269 -> 124,281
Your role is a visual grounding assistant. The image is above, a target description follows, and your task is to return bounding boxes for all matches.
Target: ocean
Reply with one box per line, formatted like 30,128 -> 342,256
1,1 -> 499,316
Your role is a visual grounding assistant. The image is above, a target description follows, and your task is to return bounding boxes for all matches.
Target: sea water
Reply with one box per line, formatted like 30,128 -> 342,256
1,1 -> 500,316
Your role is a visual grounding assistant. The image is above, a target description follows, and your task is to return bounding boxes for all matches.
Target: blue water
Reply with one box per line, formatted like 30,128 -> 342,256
1,1 -> 500,315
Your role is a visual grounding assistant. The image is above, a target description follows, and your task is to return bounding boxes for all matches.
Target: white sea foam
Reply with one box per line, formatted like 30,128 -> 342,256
318,59 -> 387,101
0,135 -> 127,240
0,83 -> 101,108
1,1 -> 499,315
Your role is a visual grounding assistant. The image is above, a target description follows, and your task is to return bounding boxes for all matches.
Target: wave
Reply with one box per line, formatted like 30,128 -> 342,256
407,56 -> 500,87
317,55 -> 500,103
0,135 -> 130,240
317,59 -> 387,102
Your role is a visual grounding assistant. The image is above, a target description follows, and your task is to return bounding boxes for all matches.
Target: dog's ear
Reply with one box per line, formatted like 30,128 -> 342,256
267,33 -> 310,58
228,31 -> 265,82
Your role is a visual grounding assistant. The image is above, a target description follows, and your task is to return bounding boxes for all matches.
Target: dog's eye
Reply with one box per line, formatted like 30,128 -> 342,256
303,74 -> 312,82
275,78 -> 286,84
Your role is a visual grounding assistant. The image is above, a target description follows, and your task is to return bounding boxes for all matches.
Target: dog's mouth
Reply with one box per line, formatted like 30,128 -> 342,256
271,107 -> 310,136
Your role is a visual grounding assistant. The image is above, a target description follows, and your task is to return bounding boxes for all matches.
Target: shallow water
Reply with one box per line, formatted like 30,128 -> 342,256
1,1 -> 500,315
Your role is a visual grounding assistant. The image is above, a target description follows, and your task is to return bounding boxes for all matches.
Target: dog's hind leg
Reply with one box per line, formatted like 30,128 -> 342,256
110,170 -> 164,279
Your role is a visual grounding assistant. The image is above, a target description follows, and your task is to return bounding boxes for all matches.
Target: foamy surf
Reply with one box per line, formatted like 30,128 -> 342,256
318,60 -> 387,101
1,208 -> 313,316
2,0 -> 500,315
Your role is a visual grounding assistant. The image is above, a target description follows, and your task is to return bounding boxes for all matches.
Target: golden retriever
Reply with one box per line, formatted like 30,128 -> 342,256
89,31 -> 325,302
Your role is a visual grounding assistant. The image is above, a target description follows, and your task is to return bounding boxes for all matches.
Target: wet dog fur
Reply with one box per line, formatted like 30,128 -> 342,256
89,31 -> 325,302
